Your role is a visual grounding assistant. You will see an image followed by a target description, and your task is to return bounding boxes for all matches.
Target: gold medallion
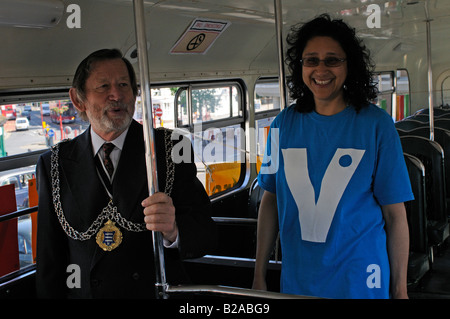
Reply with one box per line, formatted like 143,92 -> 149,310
96,220 -> 122,251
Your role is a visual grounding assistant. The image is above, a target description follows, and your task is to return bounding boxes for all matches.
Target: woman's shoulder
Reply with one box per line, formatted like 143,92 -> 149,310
359,103 -> 394,123
274,103 -> 300,119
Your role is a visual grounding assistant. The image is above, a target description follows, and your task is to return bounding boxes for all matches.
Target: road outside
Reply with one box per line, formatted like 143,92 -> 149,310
2,106 -> 88,157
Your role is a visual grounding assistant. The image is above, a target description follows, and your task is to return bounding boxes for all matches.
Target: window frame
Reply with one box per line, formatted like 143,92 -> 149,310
172,80 -> 247,199
174,81 -> 245,131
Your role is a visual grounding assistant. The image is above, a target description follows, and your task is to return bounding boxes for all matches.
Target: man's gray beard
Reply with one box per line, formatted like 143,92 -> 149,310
92,101 -> 134,133
102,112 -> 133,132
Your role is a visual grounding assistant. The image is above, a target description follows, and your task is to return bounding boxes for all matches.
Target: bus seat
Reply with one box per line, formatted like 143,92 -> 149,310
396,128 -> 411,137
412,114 -> 450,123
248,178 -> 264,218
395,120 -> 425,131
404,154 -> 430,284
436,111 -> 450,119
248,178 -> 282,262
400,136 -> 450,247
414,107 -> 450,117
410,114 -> 430,123
0,184 -> 20,277
434,119 -> 450,131
396,127 -> 450,218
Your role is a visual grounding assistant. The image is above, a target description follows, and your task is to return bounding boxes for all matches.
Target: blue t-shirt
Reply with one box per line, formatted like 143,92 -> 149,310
258,104 -> 414,299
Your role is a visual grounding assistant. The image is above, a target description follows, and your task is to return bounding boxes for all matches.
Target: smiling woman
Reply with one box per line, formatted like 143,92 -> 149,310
285,14 -> 377,114
254,14 -> 413,299
301,36 -> 348,115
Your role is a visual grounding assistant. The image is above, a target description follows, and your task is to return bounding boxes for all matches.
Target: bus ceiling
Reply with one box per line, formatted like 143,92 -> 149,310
0,1 -> 449,96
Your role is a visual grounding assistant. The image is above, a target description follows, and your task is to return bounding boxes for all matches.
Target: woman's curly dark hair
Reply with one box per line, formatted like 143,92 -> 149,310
285,14 -> 378,113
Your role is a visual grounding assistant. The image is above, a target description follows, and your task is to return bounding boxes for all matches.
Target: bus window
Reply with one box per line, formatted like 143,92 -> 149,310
176,88 -> 189,127
373,71 -> 395,118
133,88 -> 177,129
255,80 -> 282,112
152,88 -> 176,128
396,69 -> 411,119
197,123 -> 244,196
176,85 -> 241,126
373,71 -> 410,121
50,101 -> 76,124
254,79 -> 281,173
441,76 -> 450,107
174,83 -> 245,197
0,175 -> 19,189
0,99 -> 86,157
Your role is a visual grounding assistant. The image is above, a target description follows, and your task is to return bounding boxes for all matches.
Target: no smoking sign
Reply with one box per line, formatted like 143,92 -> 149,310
170,19 -> 230,54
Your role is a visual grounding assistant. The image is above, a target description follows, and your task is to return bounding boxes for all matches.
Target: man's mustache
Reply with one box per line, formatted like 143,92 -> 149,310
105,101 -> 129,111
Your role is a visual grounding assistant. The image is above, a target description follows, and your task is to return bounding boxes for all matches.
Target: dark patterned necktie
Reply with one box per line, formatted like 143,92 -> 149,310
102,142 -> 115,177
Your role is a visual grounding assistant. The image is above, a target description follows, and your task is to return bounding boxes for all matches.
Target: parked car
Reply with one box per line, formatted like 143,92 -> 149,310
15,117 -> 29,131
41,103 -> 50,116
21,105 -> 32,120
0,166 -> 36,209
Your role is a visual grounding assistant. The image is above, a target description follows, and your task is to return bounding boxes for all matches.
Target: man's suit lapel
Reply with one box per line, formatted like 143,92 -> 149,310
58,128 -> 109,229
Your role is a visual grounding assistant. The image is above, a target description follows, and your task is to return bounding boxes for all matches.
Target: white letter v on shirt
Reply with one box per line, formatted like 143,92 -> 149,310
282,148 -> 365,243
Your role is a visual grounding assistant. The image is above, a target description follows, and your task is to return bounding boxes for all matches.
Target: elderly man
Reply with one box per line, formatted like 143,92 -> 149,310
36,49 -> 217,298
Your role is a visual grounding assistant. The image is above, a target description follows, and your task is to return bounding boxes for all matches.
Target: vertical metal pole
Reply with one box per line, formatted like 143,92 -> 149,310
132,0 -> 168,299
425,3 -> 434,141
274,0 -> 287,110
392,71 -> 397,121
188,85 -> 193,127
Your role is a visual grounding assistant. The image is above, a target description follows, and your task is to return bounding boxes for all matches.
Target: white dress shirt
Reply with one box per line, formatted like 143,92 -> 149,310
90,127 -> 128,181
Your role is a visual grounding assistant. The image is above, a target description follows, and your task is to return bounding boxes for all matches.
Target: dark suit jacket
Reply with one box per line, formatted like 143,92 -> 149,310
36,120 -> 217,298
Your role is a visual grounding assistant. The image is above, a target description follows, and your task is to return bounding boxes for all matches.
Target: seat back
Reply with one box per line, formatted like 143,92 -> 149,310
410,114 -> 430,123
404,154 -> 428,254
414,107 -> 450,117
400,136 -> 447,221
404,154 -> 431,284
248,178 -> 264,218
434,119 -> 450,131
396,128 -> 413,138
396,127 -> 450,217
409,114 -> 450,123
395,120 -> 425,131
437,112 -> 450,119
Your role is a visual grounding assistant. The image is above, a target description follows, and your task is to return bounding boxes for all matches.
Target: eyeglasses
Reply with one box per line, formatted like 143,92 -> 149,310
300,57 -> 347,67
